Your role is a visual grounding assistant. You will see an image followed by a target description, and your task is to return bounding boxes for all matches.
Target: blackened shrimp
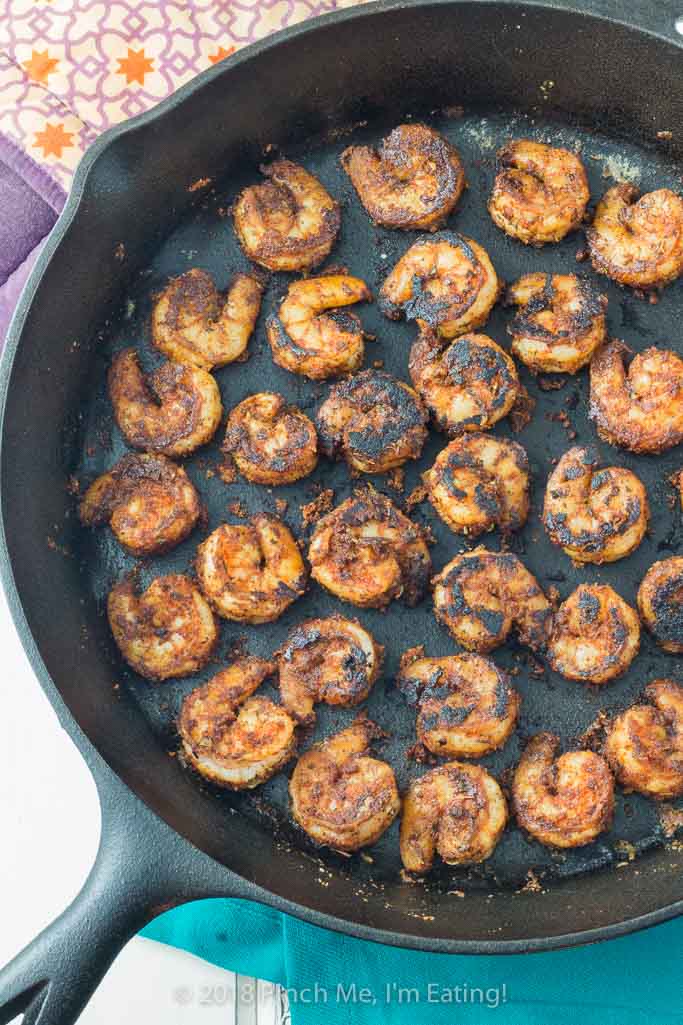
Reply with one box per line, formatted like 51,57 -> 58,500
506,273 -> 607,374
108,348 -> 222,458
408,331 -> 519,435
178,657 -> 296,789
79,452 -> 201,556
400,762 -> 507,872
196,514 -> 307,624
379,232 -> 499,339
223,392 -> 318,485
589,340 -> 683,454
308,490 -> 431,609
605,679 -> 683,800
637,557 -> 683,654
233,159 -> 340,272
587,184 -> 683,290
278,616 -> 383,723
543,445 -> 649,564
424,433 -> 530,537
316,370 -> 428,473
546,583 -> 640,684
340,123 -> 466,231
289,718 -> 400,852
397,650 -> 520,758
488,140 -> 589,245
266,274 -> 371,380
512,733 -> 614,848
107,573 -> 218,681
152,268 -> 263,370
432,547 -> 552,654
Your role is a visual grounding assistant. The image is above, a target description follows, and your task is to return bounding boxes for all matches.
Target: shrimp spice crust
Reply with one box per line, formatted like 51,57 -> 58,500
397,650 -> 520,758
340,123 -> 466,231
223,392 -> 318,485
233,159 -> 340,271
316,369 -> 428,473
543,445 -> 649,564
289,718 -> 400,852
546,583 -> 640,684
79,452 -> 201,556
488,140 -> 590,245
605,679 -> 683,800
178,656 -> 296,790
637,557 -> 683,653
267,274 -> 371,380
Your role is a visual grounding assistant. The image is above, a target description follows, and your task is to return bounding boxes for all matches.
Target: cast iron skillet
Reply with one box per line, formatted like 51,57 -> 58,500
1,1 -> 682,1022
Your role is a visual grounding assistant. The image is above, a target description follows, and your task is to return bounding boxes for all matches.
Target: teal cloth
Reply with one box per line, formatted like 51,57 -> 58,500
142,900 -> 683,1024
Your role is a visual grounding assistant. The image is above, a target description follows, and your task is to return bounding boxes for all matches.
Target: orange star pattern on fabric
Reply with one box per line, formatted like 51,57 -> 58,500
33,122 -> 74,159
116,48 -> 155,85
208,45 -> 236,64
23,50 -> 59,84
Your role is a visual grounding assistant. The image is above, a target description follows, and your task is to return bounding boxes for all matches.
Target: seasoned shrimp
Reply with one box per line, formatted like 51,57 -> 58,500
289,718 -> 400,852
79,452 -> 201,556
432,547 -> 552,654
266,274 -> 371,379
308,489 -> 431,609
544,445 -> 649,564
506,273 -> 607,374
178,656 -> 296,789
223,392 -> 318,485
546,583 -> 640,684
400,762 -> 507,872
316,370 -> 428,473
488,140 -> 589,245
397,651 -> 520,758
152,268 -> 263,370
587,184 -> 683,290
605,679 -> 683,800
512,733 -> 614,848
380,232 -> 499,339
340,123 -> 466,231
233,159 -> 340,272
107,573 -> 218,681
589,340 -> 683,454
196,514 -> 307,624
637,557 -> 683,653
278,615 -> 383,723
108,348 -> 222,458
409,331 -> 519,435
424,433 -> 530,537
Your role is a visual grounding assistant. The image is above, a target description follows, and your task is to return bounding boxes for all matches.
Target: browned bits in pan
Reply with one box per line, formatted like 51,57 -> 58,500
266,274 -> 371,380
380,232 -> 499,339
107,573 -> 218,681
79,452 -> 201,556
488,140 -> 590,245
278,615 -> 383,724
512,733 -> 614,848
178,656 -> 297,790
605,679 -> 683,799
223,392 -> 318,485
108,348 -> 222,458
586,183 -> 683,290
546,583 -> 640,684
637,557 -> 683,653
316,369 -> 428,473
424,432 -> 530,537
543,445 -> 649,564
400,762 -> 508,872
152,268 -> 263,370
589,340 -> 683,454
397,650 -> 520,758
233,159 -> 340,271
340,123 -> 466,231
195,513 -> 307,624
506,272 -> 607,374
289,718 -> 400,852
308,489 -> 431,609
432,547 -> 552,654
